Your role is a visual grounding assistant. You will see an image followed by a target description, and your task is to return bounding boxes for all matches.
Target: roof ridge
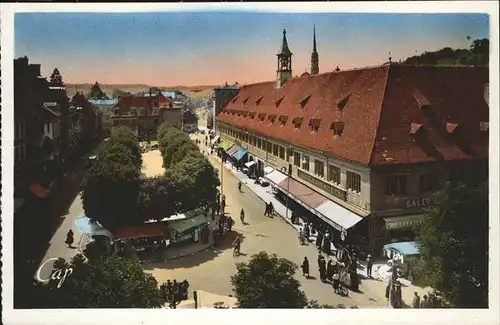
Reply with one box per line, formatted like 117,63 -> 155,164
368,65 -> 391,165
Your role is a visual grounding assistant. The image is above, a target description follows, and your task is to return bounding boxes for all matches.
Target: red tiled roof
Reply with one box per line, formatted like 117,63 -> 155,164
216,65 -> 489,166
116,93 -> 174,116
114,222 -> 164,240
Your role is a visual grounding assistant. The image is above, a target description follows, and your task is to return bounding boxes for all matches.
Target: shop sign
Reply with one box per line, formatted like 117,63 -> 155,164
386,217 -> 423,230
405,197 -> 431,209
297,169 -> 347,201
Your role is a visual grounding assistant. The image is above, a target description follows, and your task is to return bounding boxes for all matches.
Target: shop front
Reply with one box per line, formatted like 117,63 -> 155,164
265,169 -> 364,242
166,214 -> 211,247
113,222 -> 166,261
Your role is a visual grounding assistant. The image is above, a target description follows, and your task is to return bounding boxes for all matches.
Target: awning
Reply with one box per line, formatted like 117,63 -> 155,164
232,148 -> 248,161
212,135 -> 220,144
114,223 -> 164,241
265,170 -> 288,186
383,241 -> 420,256
245,161 -> 256,168
218,140 -> 234,152
384,214 -> 425,230
315,201 -> 363,231
227,145 -> 240,156
75,216 -> 114,239
264,166 -> 275,175
168,215 -> 208,234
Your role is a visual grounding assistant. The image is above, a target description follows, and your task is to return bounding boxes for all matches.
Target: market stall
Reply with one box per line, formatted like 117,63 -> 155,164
166,214 -> 211,246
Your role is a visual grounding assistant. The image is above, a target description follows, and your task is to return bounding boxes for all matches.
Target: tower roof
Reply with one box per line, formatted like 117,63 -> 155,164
277,29 -> 293,56
313,25 -> 317,53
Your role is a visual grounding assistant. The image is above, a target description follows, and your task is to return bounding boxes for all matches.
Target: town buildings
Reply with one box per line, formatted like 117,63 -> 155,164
215,29 -> 489,252
211,83 -> 240,132
111,89 -> 181,141
88,98 -> 119,137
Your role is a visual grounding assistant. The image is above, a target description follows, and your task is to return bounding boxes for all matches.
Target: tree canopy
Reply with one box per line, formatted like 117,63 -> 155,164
230,251 -> 308,308
110,126 -> 142,166
30,254 -> 164,308
415,182 -> 488,307
88,82 -> 109,100
49,68 -> 63,86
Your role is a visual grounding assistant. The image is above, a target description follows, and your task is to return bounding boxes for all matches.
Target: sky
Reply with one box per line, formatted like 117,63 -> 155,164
14,12 -> 489,87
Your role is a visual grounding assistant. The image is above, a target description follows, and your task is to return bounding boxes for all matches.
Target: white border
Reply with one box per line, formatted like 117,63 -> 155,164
1,2 -> 499,325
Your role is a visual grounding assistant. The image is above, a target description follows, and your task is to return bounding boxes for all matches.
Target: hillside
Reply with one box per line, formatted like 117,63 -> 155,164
66,83 -> 216,99
401,38 -> 489,67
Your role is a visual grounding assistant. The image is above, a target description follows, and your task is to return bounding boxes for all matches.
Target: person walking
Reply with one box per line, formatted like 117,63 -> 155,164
301,257 -> 310,277
420,295 -> 429,308
65,229 -> 74,248
264,202 -> 270,216
412,292 -> 421,308
268,202 -> 274,216
227,216 -> 234,232
326,259 -> 334,282
366,254 -> 373,278
319,255 -> 327,282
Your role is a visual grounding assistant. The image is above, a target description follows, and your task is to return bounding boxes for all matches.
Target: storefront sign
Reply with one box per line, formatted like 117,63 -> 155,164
35,257 -> 74,288
385,216 -> 424,230
405,197 -> 431,209
297,169 -> 347,201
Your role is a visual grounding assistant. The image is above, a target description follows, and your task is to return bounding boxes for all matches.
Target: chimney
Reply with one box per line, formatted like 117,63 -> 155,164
29,64 -> 41,76
484,83 -> 489,105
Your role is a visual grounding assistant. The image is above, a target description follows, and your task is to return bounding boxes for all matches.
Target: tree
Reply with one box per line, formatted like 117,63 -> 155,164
415,182 -> 488,307
112,89 -> 131,98
82,156 -> 141,230
157,124 -> 183,150
137,176 -> 184,222
230,251 -> 308,308
170,141 -> 199,166
97,141 -> 136,166
166,151 -> 220,211
29,254 -> 164,308
49,68 -> 63,86
110,126 -> 142,167
88,81 -> 109,100
161,135 -> 196,169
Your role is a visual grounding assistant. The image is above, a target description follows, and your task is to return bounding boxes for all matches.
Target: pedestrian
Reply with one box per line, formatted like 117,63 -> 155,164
301,257 -> 310,277
326,259 -> 334,282
316,231 -> 323,249
366,254 -> 373,278
228,217 -> 234,232
323,232 -> 331,255
65,229 -> 74,248
412,292 -> 421,308
264,202 -> 269,216
304,223 -> 310,241
319,256 -> 327,282
268,202 -> 274,215
420,295 -> 429,308
221,198 -> 226,214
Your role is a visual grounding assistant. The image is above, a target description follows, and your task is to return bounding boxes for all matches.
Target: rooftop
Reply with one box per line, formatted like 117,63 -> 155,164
216,65 -> 489,166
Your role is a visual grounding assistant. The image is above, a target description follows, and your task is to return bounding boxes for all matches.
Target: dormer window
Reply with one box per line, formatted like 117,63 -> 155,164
330,121 -> 345,136
410,122 -> 424,135
256,96 -> 263,105
258,113 -> 267,121
243,112 -> 249,117
337,94 -> 351,110
300,95 -> 311,109
279,115 -> 288,126
480,121 -> 489,132
446,122 -> 458,134
412,89 -> 432,110
249,112 -> 256,119
308,118 -> 321,132
232,96 -> 239,104
243,97 -> 250,105
293,117 -> 303,129
268,114 -> 277,123
275,96 -> 284,108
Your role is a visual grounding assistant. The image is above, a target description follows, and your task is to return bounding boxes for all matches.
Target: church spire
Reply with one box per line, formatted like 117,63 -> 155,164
276,29 -> 293,88
310,25 -> 319,75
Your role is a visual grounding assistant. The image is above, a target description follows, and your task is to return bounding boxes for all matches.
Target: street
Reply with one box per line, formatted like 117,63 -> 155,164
144,134 -> 392,308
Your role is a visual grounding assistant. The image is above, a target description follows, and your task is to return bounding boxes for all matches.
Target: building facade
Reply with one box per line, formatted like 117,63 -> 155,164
215,30 -> 489,252
211,83 -> 240,132
88,98 -> 119,137
111,90 -> 178,141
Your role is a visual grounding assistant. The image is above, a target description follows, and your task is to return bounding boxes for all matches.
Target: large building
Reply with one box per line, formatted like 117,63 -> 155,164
215,29 -> 489,252
111,89 -> 178,141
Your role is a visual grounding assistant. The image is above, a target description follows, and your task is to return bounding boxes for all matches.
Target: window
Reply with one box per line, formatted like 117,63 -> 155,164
279,146 -> 285,160
385,175 -> 407,195
419,174 -> 439,193
302,155 -> 310,171
294,152 -> 301,167
346,171 -> 361,193
327,165 -> 341,184
257,138 -> 262,148
130,107 -> 137,116
273,143 -> 279,156
314,160 -> 325,177
266,141 -> 272,153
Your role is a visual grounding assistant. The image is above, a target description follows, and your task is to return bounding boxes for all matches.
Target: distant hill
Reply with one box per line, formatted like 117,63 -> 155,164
400,38 -> 489,67
66,83 -> 216,99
